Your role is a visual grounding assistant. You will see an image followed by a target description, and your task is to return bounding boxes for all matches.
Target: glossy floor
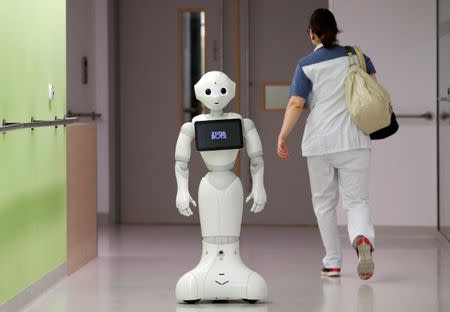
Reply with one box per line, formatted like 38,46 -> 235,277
23,225 -> 450,312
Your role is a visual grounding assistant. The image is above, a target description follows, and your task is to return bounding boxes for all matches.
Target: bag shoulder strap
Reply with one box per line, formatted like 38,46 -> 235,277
344,46 -> 356,67
353,45 -> 367,72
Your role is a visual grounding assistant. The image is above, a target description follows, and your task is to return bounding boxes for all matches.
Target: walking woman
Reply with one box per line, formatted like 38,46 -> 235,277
277,8 -> 376,280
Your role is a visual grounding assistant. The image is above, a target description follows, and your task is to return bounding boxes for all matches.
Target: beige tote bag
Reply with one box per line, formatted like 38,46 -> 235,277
345,46 -> 392,135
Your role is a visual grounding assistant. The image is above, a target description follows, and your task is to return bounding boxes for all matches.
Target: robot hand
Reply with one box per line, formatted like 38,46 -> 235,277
245,187 -> 267,213
176,189 -> 197,217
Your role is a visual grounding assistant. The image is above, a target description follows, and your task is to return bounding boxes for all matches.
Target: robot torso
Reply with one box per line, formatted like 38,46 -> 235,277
192,112 -> 243,171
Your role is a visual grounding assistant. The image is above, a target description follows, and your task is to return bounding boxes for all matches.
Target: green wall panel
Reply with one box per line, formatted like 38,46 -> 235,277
0,0 -> 66,305
0,0 -> 66,121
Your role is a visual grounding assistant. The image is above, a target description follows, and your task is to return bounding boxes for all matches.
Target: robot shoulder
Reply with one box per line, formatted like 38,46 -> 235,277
180,122 -> 195,138
242,118 -> 256,134
227,112 -> 243,120
191,114 -> 208,123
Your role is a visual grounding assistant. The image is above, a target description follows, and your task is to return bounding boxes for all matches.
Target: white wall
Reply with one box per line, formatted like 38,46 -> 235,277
438,0 -> 450,233
67,0 -> 114,220
94,0 -> 113,217
330,0 -> 437,226
439,0 -> 450,97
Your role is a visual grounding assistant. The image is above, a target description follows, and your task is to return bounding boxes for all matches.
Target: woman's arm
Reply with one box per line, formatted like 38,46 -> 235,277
277,96 -> 305,160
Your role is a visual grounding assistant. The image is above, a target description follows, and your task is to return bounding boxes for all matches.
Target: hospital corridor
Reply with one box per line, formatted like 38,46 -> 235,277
1,0 -> 450,311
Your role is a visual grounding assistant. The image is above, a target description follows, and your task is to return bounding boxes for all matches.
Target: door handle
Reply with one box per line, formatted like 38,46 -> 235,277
438,97 -> 450,102
441,112 -> 450,120
396,112 -> 433,120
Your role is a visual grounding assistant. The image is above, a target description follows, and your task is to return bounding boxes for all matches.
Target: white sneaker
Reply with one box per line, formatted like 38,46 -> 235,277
355,236 -> 374,280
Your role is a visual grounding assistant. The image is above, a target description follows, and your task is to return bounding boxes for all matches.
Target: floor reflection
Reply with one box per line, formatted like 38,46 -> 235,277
21,226 -> 450,312
176,302 -> 268,312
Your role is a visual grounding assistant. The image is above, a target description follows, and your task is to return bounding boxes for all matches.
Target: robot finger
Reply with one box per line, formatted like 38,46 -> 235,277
255,203 -> 265,213
179,208 -> 188,216
246,194 -> 253,203
189,197 -> 197,207
180,202 -> 188,211
250,202 -> 258,213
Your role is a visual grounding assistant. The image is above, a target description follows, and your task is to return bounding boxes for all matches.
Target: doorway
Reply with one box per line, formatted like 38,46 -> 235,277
438,0 -> 450,240
118,0 -> 222,223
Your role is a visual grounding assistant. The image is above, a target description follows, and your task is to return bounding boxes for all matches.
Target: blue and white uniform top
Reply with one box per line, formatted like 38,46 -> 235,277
290,43 -> 376,157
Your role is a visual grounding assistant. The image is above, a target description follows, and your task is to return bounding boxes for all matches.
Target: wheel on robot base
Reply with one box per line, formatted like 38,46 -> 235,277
183,299 -> 201,304
213,300 -> 229,304
243,299 -> 258,304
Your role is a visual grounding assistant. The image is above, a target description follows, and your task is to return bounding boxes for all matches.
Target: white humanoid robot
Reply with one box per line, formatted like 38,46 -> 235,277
175,71 -> 268,304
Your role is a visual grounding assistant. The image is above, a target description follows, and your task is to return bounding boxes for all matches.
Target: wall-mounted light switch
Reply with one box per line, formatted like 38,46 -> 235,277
48,84 -> 55,101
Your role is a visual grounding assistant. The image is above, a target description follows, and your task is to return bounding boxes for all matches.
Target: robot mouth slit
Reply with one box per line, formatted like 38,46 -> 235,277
214,102 -> 219,104
215,281 -> 230,285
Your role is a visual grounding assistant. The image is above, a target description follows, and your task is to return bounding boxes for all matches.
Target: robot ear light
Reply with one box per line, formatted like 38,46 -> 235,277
227,80 -> 236,98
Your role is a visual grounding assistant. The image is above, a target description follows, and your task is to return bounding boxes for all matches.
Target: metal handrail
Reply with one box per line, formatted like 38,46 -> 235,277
1,120 -> 22,132
67,111 -> 101,120
396,112 -> 433,120
1,116 -> 80,133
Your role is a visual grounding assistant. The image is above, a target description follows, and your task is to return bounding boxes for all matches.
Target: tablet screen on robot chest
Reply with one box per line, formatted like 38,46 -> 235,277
194,119 -> 243,151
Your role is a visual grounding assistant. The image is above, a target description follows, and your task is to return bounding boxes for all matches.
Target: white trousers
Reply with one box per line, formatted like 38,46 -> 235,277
307,149 -> 374,268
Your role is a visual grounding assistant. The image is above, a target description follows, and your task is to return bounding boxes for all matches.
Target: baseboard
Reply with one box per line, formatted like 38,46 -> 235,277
116,223 -> 439,233
0,263 -> 66,312
338,225 -> 438,237
439,226 -> 450,242
97,212 -> 111,225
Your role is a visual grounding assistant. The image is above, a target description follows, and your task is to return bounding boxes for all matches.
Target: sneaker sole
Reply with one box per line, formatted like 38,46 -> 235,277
321,271 -> 341,278
357,240 -> 374,280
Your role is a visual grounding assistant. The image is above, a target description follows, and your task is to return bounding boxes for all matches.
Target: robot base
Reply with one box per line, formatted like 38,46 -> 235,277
176,241 -> 267,303
184,300 -> 201,304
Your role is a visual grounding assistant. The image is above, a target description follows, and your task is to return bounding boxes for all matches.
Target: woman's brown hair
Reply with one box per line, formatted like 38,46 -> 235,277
309,8 -> 341,48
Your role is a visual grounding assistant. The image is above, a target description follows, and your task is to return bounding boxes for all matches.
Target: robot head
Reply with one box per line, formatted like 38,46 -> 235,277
194,71 -> 236,111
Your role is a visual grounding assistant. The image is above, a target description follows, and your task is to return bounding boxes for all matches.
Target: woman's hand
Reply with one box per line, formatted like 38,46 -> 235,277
277,135 -> 289,160
277,96 -> 305,160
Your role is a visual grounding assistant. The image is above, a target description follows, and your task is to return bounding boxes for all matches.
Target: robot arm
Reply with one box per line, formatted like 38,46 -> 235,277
175,122 -> 197,216
243,118 -> 267,213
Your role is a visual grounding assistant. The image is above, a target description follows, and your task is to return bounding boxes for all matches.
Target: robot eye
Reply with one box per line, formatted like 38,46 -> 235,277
220,88 -> 227,95
205,89 -> 211,96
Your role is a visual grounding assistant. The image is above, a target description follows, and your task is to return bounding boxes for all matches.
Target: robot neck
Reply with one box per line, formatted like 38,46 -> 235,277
210,109 -> 224,117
